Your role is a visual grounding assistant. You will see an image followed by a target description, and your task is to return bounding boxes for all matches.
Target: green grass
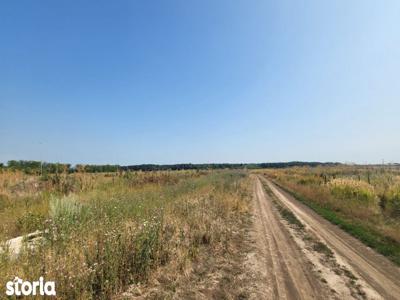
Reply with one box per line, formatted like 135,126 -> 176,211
279,208 -> 304,229
312,241 -> 334,258
273,181 -> 400,266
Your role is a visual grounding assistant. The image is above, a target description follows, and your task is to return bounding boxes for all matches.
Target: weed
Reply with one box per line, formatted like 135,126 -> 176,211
0,170 -> 251,298
312,241 -> 334,258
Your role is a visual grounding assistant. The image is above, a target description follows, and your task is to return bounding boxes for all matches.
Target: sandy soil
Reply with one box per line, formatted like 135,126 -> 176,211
254,176 -> 400,300
248,177 -> 329,299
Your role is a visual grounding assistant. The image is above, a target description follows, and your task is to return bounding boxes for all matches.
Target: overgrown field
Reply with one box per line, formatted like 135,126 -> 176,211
259,165 -> 400,264
0,169 -> 251,299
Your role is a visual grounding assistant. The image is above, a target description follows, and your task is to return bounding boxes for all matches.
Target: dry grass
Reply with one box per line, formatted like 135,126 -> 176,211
0,170 -> 251,299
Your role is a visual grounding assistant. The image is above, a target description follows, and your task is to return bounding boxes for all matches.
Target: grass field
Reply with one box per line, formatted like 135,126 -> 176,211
258,165 -> 400,265
0,169 -> 251,299
2,165 -> 400,298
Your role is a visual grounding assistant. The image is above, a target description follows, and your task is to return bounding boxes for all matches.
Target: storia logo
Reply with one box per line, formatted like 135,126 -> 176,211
5,277 -> 56,296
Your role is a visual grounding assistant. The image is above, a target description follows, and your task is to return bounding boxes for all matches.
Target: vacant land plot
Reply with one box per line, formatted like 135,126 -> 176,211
0,170 -> 252,299
2,166 -> 400,299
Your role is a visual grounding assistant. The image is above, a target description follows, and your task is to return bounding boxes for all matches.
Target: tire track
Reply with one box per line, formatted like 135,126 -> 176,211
251,177 -> 328,299
261,177 -> 400,300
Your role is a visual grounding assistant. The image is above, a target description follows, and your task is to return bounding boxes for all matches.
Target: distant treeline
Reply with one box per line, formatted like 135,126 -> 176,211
0,160 -> 340,174
6,160 -> 72,174
2,160 -> 120,174
121,162 -> 339,171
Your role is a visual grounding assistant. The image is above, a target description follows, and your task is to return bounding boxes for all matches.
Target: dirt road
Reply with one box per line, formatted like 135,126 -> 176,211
249,177 -> 329,299
250,175 -> 400,299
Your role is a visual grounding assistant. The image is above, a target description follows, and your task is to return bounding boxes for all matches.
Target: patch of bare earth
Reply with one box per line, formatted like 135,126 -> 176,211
249,176 -> 329,300
265,190 -> 374,299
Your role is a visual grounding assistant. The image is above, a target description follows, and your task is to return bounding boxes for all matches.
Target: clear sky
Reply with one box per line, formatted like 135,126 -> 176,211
1,1 -> 399,165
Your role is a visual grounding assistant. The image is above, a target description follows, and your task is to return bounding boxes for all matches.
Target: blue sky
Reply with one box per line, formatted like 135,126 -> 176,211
1,1 -> 399,165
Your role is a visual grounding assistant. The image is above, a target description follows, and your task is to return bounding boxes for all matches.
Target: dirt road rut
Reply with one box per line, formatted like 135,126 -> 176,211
249,177 -> 329,299
250,175 -> 400,299
260,177 -> 400,300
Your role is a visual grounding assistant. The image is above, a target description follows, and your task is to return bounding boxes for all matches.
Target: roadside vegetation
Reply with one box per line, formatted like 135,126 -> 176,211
0,169 -> 251,299
259,165 -> 400,265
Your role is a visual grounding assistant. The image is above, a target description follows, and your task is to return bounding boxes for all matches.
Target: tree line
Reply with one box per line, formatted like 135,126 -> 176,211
0,160 -> 340,174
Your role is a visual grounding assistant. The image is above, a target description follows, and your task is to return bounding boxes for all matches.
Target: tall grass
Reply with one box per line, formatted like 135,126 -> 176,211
0,170 -> 250,299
